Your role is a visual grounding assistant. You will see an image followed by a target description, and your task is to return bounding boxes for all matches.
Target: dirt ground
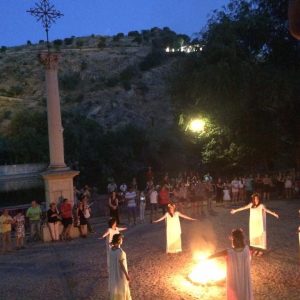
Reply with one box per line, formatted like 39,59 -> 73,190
0,199 -> 299,300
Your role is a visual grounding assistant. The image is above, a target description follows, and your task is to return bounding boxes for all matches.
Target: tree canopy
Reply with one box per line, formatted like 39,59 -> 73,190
171,0 -> 300,172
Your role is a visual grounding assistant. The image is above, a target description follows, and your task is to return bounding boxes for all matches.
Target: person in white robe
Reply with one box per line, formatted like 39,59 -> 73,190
209,229 -> 253,300
231,193 -> 279,256
100,218 -> 127,270
153,203 -> 196,253
109,233 -> 131,300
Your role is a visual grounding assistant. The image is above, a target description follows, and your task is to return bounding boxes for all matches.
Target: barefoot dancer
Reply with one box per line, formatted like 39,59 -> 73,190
100,218 -> 127,270
109,234 -> 131,300
153,203 -> 196,253
231,193 -> 279,256
209,229 -> 253,300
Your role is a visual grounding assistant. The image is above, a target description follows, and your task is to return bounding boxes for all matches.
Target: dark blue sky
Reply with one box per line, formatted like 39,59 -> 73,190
0,0 -> 229,46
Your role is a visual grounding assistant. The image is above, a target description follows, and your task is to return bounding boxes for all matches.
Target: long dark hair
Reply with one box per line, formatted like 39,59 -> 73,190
231,229 -> 245,249
108,218 -> 117,228
251,193 -> 261,208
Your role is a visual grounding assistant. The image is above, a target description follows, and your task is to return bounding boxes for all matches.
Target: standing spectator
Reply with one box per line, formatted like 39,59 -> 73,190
244,175 -> 253,202
223,183 -> 231,207
107,179 -> 118,194
216,178 -> 224,204
285,175 -> 293,199
231,177 -> 240,203
13,209 -> 26,250
119,183 -> 127,194
254,174 -> 263,194
26,200 -> 42,242
83,185 -> 92,202
132,177 -> 138,190
47,203 -> 60,242
125,186 -> 137,225
146,166 -> 154,182
60,198 -> 73,241
238,177 -> 246,203
149,187 -> 158,223
108,191 -> 120,225
139,191 -> 146,223
83,197 -> 94,233
0,209 -> 13,253
77,201 -> 88,238
159,183 -> 171,215
109,234 -> 131,300
262,174 -> 273,201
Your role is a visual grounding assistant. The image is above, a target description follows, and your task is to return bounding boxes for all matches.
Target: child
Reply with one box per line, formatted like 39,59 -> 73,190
209,229 -> 253,300
109,233 -> 131,300
223,184 -> 231,207
100,218 -> 127,270
139,191 -> 146,223
153,203 -> 196,253
13,209 -> 26,249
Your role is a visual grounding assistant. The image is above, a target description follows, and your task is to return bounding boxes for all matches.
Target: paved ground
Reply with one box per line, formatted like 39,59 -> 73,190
0,199 -> 299,300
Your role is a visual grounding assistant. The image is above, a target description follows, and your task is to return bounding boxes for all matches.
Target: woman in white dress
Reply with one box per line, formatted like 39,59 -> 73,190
153,203 -> 196,253
109,233 -> 131,300
209,229 -> 253,300
231,193 -> 279,256
100,218 -> 127,270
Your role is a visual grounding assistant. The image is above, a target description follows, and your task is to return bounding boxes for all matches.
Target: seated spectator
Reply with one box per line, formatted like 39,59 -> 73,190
60,198 -> 73,241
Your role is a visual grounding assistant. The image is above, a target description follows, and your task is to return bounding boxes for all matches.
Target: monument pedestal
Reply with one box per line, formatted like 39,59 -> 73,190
42,168 -> 79,208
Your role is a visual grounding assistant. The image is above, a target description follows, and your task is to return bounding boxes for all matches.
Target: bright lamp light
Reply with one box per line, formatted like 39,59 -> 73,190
189,119 -> 205,133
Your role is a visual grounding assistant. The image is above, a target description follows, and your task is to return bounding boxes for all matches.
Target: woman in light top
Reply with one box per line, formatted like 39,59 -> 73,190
100,218 -> 127,270
231,193 -> 279,256
109,233 -> 131,300
209,229 -> 253,300
153,203 -> 196,253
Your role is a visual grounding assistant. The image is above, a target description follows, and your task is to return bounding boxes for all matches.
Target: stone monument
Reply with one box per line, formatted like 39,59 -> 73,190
27,1 -> 79,208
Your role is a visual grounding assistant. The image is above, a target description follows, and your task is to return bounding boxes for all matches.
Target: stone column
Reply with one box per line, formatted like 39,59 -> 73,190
39,52 -> 66,169
39,52 -> 79,209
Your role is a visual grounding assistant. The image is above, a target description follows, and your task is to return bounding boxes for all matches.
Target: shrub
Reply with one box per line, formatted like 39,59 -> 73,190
139,50 -> 165,71
128,31 -> 140,37
59,72 -> 81,90
76,39 -> 84,48
53,39 -> 63,46
132,36 -> 143,44
39,40 -> 45,44
106,77 -> 119,87
97,37 -> 106,49
64,37 -> 74,45
27,40 -> 32,46
0,46 -> 7,53
120,66 -> 137,81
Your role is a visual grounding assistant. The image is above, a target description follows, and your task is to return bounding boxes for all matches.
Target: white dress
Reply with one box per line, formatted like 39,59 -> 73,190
249,204 -> 267,249
109,247 -> 131,300
166,212 -> 182,253
106,228 -> 120,269
223,189 -> 231,201
226,246 -> 253,300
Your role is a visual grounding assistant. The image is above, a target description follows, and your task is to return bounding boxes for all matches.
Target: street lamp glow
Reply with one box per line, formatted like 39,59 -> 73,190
189,119 -> 205,133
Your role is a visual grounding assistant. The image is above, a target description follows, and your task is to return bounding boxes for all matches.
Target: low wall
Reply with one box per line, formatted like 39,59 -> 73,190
0,163 -> 47,176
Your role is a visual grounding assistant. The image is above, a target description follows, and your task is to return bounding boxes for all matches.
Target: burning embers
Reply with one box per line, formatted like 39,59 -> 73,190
188,252 -> 226,285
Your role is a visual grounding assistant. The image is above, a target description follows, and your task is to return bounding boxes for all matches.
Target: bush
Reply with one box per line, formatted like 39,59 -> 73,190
106,77 -> 119,87
122,80 -> 131,91
27,40 -> 32,46
113,33 -> 124,42
39,40 -> 45,44
53,39 -> 63,46
59,72 -> 81,90
76,39 -> 84,48
139,51 -> 165,71
8,85 -> 23,97
97,37 -> 106,49
132,36 -> 143,44
120,66 -> 137,81
0,46 -> 7,53
64,37 -> 74,46
128,31 -> 140,37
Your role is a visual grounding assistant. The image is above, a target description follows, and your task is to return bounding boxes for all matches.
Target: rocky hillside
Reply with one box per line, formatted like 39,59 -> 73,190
0,31 -> 188,133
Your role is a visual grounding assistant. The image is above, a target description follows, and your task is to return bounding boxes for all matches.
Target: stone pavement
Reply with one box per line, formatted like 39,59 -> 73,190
0,200 -> 299,300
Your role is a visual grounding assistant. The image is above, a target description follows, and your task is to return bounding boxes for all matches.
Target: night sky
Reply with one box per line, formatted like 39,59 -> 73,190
0,0 -> 229,47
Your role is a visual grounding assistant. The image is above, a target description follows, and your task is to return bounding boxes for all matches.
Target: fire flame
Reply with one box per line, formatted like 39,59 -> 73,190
188,251 -> 226,285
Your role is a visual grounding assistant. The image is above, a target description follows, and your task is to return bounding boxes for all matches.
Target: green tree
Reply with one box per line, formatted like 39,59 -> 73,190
171,0 -> 300,171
